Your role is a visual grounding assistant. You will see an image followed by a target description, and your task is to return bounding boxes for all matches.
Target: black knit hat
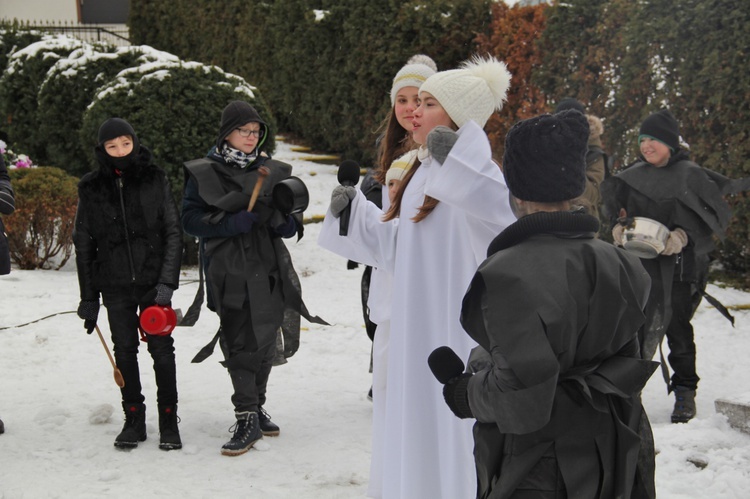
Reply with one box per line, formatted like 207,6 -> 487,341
97,118 -> 139,151
216,101 -> 267,149
554,97 -> 585,115
502,110 -> 589,203
639,109 -> 680,152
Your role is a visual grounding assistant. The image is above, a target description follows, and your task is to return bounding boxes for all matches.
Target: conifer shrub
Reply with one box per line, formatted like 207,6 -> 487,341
37,44 -> 179,178
79,60 -> 276,204
0,26 -> 43,74
0,35 -> 85,164
5,167 -> 78,270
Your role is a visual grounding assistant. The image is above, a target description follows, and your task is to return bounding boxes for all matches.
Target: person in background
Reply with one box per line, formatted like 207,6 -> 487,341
355,54 -> 437,402
319,55 -> 515,498
353,53 -> 436,497
0,152 -> 16,435
433,110 -> 657,498
73,118 -> 183,450
181,101 -> 317,456
602,109 -> 750,423
554,97 -> 609,221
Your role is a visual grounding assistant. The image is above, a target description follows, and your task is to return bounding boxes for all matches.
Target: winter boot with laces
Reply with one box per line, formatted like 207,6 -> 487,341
158,404 -> 182,451
114,403 -> 147,449
221,411 -> 262,456
258,406 -> 280,437
671,386 -> 697,423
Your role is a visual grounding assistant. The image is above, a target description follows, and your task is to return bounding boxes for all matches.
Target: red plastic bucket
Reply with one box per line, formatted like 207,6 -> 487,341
139,305 -> 177,336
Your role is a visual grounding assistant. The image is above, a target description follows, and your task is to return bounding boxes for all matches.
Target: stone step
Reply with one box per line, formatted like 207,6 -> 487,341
715,396 -> 750,434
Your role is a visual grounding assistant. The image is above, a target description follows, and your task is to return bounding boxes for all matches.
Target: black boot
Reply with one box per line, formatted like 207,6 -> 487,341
0,417 -> 4,434
158,404 -> 182,451
115,403 -> 147,449
258,406 -> 280,437
671,386 -> 697,424
221,411 -> 262,456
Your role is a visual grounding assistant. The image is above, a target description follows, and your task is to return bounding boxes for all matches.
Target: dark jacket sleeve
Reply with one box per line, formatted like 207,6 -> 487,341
181,176 -> 242,239
0,157 -> 15,215
72,195 -> 99,301
158,177 -> 183,289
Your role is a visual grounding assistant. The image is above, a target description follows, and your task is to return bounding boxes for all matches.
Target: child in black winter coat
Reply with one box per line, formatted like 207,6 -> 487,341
73,118 -> 183,450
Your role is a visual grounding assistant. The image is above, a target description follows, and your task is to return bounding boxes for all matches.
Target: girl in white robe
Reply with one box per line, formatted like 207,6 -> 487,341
319,56 -> 515,499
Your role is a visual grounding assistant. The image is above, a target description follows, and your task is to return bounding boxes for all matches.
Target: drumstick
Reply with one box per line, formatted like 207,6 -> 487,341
247,167 -> 270,212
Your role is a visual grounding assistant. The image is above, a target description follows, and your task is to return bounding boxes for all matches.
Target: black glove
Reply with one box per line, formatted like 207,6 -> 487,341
229,211 -> 259,234
77,300 -> 99,334
442,374 -> 474,419
427,126 -> 459,164
274,215 -> 297,239
154,283 -> 174,305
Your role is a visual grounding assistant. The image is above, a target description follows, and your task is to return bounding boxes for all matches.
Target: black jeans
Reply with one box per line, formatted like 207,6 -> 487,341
103,286 -> 178,406
666,281 -> 700,390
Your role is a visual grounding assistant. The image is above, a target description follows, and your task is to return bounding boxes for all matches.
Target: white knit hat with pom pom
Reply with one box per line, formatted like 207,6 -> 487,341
390,54 -> 438,105
419,55 -> 512,128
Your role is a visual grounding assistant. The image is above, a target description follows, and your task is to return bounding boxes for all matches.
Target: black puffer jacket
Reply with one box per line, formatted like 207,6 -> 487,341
73,145 -> 182,300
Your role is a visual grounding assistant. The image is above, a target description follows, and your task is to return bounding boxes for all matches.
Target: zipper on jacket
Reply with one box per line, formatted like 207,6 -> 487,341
117,177 -> 137,282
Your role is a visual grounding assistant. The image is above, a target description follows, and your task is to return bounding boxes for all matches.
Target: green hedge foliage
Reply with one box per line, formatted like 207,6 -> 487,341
130,0 -> 492,166
0,35 -> 86,164
37,45 -> 179,178
0,27 -> 43,74
5,167 -> 78,270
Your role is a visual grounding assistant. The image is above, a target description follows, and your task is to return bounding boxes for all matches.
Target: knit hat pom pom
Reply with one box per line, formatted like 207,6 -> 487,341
406,54 -> 438,73
460,55 -> 512,111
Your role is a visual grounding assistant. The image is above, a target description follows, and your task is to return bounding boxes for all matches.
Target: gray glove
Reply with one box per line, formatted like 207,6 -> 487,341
330,185 -> 356,218
427,126 -> 459,164
154,283 -> 174,305
77,300 -> 99,334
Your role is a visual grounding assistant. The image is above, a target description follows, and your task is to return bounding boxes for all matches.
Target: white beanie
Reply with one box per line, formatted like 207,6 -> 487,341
385,149 -> 417,184
419,55 -> 512,128
390,54 -> 438,105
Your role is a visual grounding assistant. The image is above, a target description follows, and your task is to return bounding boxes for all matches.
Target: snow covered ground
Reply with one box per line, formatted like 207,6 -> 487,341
1,138 -> 750,498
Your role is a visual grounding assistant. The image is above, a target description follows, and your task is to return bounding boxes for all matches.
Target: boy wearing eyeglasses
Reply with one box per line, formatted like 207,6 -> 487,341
181,101 -> 317,456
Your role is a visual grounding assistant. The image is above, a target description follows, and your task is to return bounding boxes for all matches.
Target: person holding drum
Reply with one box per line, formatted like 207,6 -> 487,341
601,109 -> 750,423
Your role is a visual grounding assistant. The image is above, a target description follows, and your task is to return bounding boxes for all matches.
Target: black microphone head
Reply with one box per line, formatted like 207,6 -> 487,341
428,346 -> 465,384
337,160 -> 360,186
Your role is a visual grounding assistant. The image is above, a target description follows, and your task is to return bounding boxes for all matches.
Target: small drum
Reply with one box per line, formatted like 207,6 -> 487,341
139,305 -> 177,336
622,217 -> 670,259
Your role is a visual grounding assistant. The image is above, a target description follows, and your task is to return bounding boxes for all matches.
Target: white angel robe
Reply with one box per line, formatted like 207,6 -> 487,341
318,121 -> 515,499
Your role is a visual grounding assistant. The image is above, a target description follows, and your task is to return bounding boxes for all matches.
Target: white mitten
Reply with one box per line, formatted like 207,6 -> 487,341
612,224 -> 625,247
662,228 -> 688,255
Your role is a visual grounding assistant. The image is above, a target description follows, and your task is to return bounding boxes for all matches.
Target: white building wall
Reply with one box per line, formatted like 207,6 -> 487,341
0,0 -> 78,23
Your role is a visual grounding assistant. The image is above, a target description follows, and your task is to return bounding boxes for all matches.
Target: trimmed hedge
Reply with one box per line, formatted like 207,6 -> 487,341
130,0 -> 492,166
37,44 -> 180,177
0,35 -> 85,164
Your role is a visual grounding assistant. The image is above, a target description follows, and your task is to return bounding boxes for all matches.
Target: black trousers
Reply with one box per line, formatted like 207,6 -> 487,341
103,286 -> 178,406
666,281 -> 701,390
220,305 -> 275,413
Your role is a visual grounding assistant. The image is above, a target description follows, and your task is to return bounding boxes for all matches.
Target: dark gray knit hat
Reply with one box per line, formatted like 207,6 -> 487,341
216,101 -> 267,149
502,110 -> 589,202
639,109 -> 680,152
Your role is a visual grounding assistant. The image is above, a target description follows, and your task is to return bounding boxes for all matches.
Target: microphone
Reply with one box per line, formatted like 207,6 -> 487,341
337,160 -> 360,236
428,346 -> 465,384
